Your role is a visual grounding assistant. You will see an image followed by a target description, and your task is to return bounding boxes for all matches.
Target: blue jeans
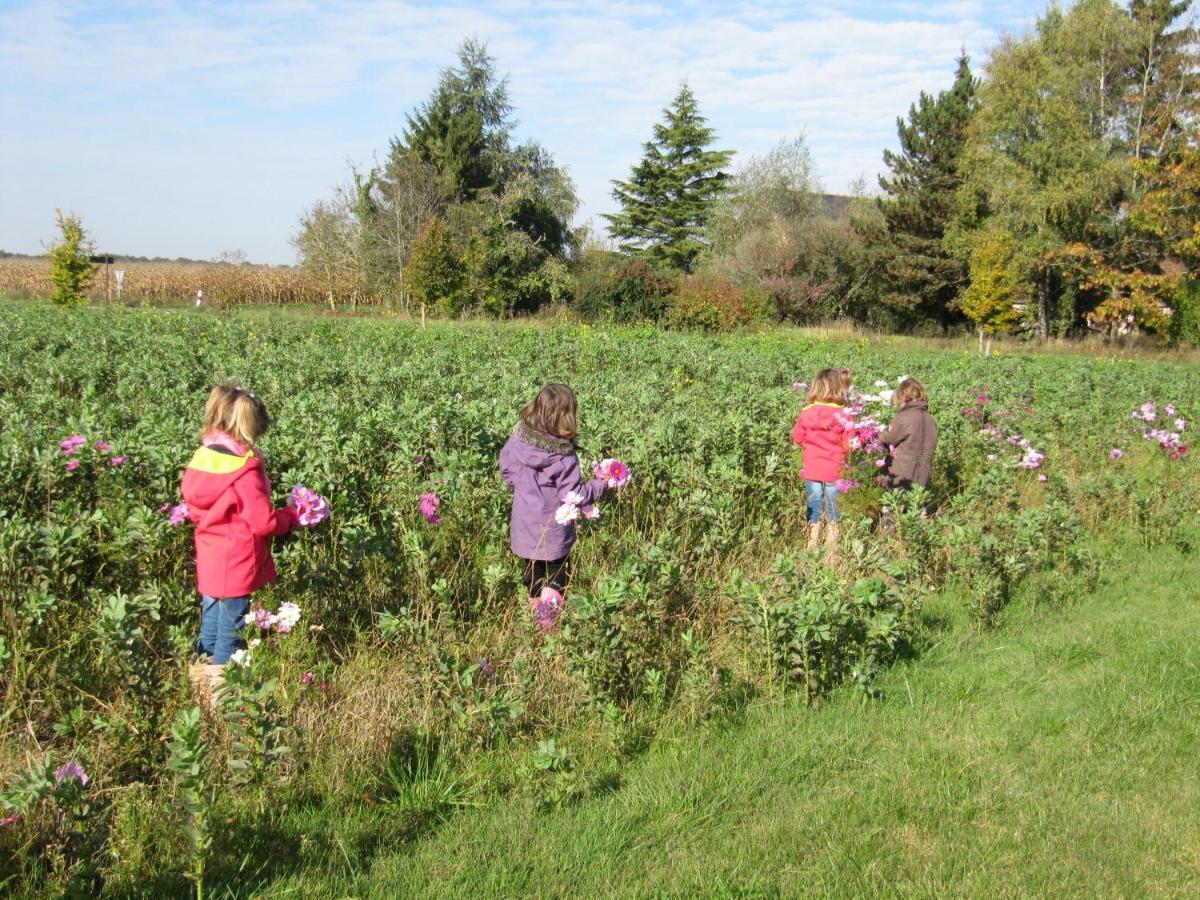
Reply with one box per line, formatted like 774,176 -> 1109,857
804,480 -> 841,524
196,595 -> 251,664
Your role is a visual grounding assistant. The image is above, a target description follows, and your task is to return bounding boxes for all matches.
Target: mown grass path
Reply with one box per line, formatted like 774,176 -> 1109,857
262,541 -> 1200,898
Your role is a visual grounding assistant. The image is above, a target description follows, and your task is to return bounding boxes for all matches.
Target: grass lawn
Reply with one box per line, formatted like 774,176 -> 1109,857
253,538 -> 1200,898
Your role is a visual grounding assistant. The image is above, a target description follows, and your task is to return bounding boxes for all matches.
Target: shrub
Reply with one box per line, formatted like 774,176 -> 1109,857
404,218 -> 467,316
48,211 -> 97,309
665,273 -> 773,330
1170,278 -> 1200,348
572,254 -> 674,322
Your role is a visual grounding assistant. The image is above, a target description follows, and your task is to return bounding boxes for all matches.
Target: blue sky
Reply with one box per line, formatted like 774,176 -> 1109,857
1,0 -> 1047,264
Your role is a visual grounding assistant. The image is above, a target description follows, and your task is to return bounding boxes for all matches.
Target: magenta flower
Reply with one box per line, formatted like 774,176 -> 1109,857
245,607 -> 276,630
110,455 -> 128,467
582,504 -> 601,521
419,492 -> 442,524
1037,474 -> 1048,482
168,503 -> 190,526
1109,448 -> 1124,460
791,382 -> 808,392
59,435 -> 86,456
592,458 -> 631,489
834,478 -> 860,493
300,671 -> 314,685
65,459 -> 80,471
288,485 -> 330,527
93,440 -> 111,452
54,762 -> 89,787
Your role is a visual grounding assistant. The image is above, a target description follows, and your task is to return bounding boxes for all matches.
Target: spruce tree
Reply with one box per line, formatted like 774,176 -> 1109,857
876,54 -> 976,328
399,38 -> 512,201
605,84 -> 734,271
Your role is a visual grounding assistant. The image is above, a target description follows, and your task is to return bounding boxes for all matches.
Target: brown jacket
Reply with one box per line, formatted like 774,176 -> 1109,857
879,401 -> 937,489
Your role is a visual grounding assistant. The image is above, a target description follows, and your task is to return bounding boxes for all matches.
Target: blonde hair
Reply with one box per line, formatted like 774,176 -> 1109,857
894,378 -> 929,407
201,382 -> 270,448
806,369 -> 845,405
521,383 -> 578,440
837,368 -> 853,399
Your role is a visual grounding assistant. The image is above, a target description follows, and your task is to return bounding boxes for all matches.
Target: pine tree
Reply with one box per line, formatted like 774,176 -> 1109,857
399,39 -> 512,201
875,54 -> 976,328
605,84 -> 734,271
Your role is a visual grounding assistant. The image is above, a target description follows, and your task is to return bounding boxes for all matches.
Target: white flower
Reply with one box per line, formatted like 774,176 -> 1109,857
247,638 -> 262,650
879,389 -> 894,403
275,602 -> 302,633
554,502 -> 580,525
229,648 -> 252,666
874,379 -> 889,388
563,490 -> 585,506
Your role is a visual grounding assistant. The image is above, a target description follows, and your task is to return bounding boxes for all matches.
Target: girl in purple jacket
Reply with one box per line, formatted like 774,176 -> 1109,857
500,383 -> 609,632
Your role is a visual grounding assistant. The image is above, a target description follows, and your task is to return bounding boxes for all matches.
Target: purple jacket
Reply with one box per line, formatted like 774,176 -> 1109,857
499,422 -> 608,561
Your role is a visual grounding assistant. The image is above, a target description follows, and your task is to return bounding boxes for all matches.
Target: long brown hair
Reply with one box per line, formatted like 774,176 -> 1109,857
201,382 -> 270,448
806,369 -> 845,405
520,383 -> 578,440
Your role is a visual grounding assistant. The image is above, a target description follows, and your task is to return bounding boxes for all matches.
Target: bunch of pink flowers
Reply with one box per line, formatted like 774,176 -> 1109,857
419,492 -> 442,525
1133,403 -> 1189,460
288,485 -> 330,527
592,458 -> 632,489
58,434 -> 128,471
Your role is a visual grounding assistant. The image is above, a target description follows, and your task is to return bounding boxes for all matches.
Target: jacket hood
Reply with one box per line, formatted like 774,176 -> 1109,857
899,401 -> 929,412
182,445 -> 261,509
510,422 -> 576,470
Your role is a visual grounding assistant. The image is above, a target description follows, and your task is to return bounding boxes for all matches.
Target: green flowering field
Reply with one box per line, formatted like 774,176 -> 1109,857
0,303 -> 1197,896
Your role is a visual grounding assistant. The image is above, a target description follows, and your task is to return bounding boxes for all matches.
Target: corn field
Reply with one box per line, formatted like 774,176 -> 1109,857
0,257 -> 377,307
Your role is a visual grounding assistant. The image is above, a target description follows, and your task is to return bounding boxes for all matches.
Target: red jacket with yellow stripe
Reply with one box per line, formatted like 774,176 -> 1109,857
181,443 -> 298,598
791,402 -> 853,483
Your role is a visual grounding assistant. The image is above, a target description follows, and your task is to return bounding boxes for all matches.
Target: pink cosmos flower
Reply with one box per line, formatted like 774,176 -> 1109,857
592,458 -> 631,489
54,762 -> 89,787
110,455 -> 128,467
168,503 -> 190,526
288,485 -> 330,527
1018,448 -> 1045,469
246,608 -> 276,630
418,492 -> 442,524
1037,474 -> 1048,482
59,435 -> 86,456
300,671 -> 314,685
94,440 -> 111,452
582,504 -> 601,521
1164,404 -> 1177,416
65,459 -> 80,471
1109,448 -> 1124,460
791,382 -> 808,392
834,478 -> 860,493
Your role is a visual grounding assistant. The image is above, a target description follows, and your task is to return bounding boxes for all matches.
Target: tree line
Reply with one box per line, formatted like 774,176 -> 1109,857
295,1 -> 1199,343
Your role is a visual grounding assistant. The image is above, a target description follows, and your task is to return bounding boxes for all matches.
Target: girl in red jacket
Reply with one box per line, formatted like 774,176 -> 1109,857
181,384 -> 299,696
792,368 -> 853,560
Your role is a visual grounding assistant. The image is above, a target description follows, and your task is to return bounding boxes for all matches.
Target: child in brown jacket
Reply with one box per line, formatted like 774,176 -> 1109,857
879,378 -> 937,490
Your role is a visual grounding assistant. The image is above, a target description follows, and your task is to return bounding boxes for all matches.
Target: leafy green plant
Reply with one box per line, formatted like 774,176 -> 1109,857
167,706 -> 212,900
47,211 -> 98,309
